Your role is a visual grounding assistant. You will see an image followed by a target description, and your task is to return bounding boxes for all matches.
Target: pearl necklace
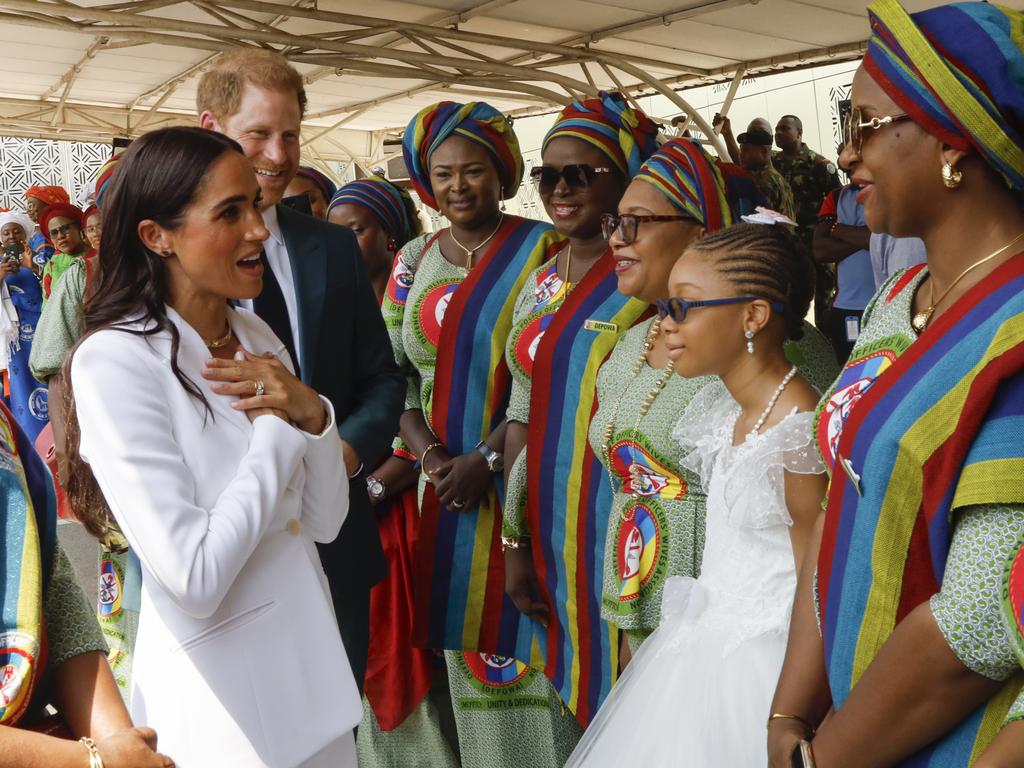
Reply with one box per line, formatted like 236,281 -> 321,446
448,214 -> 504,270
748,365 -> 797,437
600,319 -> 675,519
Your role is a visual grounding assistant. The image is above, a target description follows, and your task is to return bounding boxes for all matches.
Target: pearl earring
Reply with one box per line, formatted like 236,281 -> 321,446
745,329 -> 755,354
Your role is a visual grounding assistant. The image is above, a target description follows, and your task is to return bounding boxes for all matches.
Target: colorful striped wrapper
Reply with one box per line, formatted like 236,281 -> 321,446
524,251 -> 649,726
819,252 -> 1024,764
412,216 -> 561,655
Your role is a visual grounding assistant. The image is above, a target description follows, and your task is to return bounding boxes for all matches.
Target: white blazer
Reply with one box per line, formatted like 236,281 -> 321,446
72,306 -> 361,767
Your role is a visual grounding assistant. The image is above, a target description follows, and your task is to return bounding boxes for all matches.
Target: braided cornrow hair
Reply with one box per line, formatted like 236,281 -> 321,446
687,223 -> 814,340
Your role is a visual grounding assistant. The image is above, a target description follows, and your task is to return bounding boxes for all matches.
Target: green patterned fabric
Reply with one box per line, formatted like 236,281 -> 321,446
357,685 -> 460,768
29,257 -> 86,382
97,546 -> 138,703
45,544 -> 106,667
815,268 -> 1024,727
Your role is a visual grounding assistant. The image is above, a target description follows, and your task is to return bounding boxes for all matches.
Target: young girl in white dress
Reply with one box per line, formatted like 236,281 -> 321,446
567,223 -> 829,766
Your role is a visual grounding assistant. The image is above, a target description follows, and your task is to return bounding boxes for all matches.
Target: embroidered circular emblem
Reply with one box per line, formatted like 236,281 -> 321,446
416,281 -> 460,349
609,439 -> 685,500
511,313 -> 555,380
18,323 -> 33,343
616,502 -> 663,602
462,652 -> 531,691
818,348 -> 898,469
1003,538 -> 1024,666
0,631 -> 38,723
27,388 -> 47,421
387,258 -> 416,306
98,559 -> 123,618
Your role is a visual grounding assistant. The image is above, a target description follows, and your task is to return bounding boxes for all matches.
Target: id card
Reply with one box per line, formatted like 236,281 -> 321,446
845,315 -> 861,343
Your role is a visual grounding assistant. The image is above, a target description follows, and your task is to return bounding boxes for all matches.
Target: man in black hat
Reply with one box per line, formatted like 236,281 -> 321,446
738,126 -> 796,219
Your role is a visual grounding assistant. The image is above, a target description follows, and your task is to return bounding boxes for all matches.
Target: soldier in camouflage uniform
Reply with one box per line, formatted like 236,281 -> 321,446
736,126 -> 796,220
773,114 -> 841,328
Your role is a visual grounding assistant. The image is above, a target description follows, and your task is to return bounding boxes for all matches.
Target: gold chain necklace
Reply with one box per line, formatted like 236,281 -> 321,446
912,230 -> 1024,334
448,213 -> 504,270
562,244 -> 574,290
600,318 -> 676,520
204,324 -> 233,349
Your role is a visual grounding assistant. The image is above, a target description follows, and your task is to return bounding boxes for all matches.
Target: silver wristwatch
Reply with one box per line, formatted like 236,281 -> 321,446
366,475 -> 386,501
475,440 -> 504,472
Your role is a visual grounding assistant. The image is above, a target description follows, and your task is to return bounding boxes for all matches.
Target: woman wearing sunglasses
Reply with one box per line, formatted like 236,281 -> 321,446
381,100 -> 565,768
38,204 -> 93,306
569,222 -> 827,766
768,2 -> 1024,767
586,138 -> 838,667
499,92 -> 659,732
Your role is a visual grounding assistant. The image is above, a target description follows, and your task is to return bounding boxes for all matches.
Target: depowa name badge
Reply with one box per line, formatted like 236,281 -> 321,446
584,319 -> 618,333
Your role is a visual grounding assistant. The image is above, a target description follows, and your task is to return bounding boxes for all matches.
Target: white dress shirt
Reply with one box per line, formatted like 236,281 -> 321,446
240,205 -> 303,369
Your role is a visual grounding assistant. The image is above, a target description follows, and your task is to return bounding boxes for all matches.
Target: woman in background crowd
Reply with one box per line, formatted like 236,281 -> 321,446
285,165 -> 337,220
0,211 -> 48,443
329,175 -> 422,300
39,204 -> 91,304
82,205 -> 101,253
499,91 -> 659,729
769,2 -> 1024,766
23,185 -> 67,268
380,100 -> 572,767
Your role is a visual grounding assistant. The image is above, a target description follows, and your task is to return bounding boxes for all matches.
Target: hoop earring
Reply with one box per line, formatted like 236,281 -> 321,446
745,329 -> 755,354
942,162 -> 963,189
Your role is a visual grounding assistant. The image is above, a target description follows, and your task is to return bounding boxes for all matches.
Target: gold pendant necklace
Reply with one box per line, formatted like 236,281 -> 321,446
911,230 -> 1024,334
600,318 -> 675,520
562,244 -> 574,290
204,325 -> 233,349
449,214 -> 504,271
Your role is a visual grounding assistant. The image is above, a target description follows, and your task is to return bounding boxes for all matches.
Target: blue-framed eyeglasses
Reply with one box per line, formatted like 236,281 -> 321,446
656,296 -> 784,323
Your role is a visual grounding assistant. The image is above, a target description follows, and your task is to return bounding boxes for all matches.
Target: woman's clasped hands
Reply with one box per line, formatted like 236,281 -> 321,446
202,347 -> 327,434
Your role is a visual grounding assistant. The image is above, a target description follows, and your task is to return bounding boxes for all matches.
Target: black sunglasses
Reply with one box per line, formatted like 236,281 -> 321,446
656,296 -> 785,324
47,223 -> 77,238
530,164 -> 612,191
601,213 -> 695,244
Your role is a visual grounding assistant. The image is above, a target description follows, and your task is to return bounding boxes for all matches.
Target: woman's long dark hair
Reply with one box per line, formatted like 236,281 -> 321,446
63,126 -> 245,541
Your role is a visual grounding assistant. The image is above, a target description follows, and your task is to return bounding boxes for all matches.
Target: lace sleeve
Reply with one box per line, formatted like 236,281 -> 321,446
672,380 -> 736,493
719,410 -> 825,529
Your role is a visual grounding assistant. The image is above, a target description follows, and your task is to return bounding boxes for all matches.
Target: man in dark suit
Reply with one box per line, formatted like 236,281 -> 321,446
197,50 -> 404,692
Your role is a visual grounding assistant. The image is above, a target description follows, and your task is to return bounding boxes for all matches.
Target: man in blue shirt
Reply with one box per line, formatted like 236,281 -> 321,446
813,182 -> 875,362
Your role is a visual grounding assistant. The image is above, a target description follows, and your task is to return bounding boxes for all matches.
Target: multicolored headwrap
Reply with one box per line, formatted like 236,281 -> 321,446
542,91 -> 660,178
39,204 -> 84,238
94,154 -> 121,210
0,211 -> 36,240
634,138 -> 734,229
403,101 -> 524,210
24,186 -> 69,208
865,0 -> 1024,190
295,165 -> 338,202
330,176 -> 419,247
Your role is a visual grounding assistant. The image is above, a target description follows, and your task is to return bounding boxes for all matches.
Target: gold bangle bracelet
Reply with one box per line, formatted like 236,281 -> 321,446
420,442 -> 444,478
79,737 -> 104,768
767,712 -> 815,734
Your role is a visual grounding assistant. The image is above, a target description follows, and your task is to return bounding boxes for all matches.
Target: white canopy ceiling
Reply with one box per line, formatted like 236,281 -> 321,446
0,0 -> 1013,166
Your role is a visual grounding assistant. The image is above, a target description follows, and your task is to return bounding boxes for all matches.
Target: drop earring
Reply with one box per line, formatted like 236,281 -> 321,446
942,162 -> 963,189
745,329 -> 755,354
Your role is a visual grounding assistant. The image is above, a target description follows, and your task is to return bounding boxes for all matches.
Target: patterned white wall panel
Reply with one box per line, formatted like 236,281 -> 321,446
0,137 -> 111,211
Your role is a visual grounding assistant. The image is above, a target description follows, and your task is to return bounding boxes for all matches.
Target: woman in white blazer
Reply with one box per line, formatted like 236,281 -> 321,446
63,127 -> 361,767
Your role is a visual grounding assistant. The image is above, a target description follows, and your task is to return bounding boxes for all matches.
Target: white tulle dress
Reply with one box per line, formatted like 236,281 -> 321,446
566,386 -> 825,768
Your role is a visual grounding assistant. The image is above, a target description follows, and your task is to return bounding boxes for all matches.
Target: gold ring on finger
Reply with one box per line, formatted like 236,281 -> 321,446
254,379 -> 265,397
